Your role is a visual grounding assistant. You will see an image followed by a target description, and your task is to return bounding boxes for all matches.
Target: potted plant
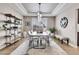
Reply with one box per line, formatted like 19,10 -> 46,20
49,27 -> 57,36
49,27 -> 56,33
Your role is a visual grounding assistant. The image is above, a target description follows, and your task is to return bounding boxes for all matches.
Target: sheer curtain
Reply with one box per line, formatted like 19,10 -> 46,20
31,17 -> 47,33
32,17 -> 47,28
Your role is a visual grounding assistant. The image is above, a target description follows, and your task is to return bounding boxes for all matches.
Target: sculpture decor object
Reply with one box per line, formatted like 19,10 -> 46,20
60,17 -> 68,28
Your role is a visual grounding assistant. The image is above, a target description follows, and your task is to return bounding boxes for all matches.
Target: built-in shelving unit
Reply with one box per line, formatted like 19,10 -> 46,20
0,13 -> 22,49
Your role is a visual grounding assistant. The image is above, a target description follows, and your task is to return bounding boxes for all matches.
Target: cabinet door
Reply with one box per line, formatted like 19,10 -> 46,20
77,32 -> 79,46
78,9 -> 79,24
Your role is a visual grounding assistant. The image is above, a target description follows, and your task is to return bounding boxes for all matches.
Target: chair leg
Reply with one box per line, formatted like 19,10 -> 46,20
29,40 -> 33,48
40,40 -> 42,46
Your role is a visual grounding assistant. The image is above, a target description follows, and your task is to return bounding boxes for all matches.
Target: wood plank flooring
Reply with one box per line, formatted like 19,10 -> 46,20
1,37 -> 79,55
54,39 -> 79,55
28,38 -> 67,55
0,38 -> 25,55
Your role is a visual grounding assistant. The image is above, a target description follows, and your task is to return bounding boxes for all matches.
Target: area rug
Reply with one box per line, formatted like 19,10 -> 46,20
28,38 -> 67,55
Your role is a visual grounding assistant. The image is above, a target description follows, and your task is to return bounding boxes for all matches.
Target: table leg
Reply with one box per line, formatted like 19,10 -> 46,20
67,39 -> 69,45
61,40 -> 63,44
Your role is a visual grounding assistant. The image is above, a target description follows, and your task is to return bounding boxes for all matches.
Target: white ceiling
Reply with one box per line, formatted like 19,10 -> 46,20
22,3 -> 58,14
7,3 -> 69,16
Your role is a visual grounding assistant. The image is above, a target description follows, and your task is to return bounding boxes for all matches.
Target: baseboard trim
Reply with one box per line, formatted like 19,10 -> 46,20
69,43 -> 77,48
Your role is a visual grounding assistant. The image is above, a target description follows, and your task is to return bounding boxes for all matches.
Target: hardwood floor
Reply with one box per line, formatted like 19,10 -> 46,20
27,38 -> 67,55
1,37 -> 79,55
54,38 -> 79,55
0,38 -> 25,55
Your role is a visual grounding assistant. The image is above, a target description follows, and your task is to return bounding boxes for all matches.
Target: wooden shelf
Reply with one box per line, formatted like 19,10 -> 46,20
0,13 -> 22,50
4,14 -> 14,17
4,35 -> 11,38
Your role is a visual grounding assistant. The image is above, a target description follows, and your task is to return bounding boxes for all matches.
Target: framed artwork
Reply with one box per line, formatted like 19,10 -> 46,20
60,17 -> 68,28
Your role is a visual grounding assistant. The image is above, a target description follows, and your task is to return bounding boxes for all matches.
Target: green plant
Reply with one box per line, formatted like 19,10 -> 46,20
49,27 -> 57,33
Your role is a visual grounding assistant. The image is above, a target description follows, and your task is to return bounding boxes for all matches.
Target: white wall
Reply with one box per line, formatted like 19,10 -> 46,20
23,16 -> 32,31
55,4 -> 79,48
46,17 -> 55,29
0,3 -> 23,19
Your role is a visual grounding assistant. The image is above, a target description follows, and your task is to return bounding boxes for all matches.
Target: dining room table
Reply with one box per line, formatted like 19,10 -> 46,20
28,31 -> 50,49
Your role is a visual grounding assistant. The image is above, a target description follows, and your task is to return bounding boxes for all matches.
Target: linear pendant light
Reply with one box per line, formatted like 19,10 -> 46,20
38,3 -> 42,22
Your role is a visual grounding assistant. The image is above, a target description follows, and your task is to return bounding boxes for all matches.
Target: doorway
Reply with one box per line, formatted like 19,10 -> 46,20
77,9 -> 79,46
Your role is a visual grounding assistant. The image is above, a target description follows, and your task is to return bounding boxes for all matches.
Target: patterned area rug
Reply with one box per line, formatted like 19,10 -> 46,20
28,39 -> 67,55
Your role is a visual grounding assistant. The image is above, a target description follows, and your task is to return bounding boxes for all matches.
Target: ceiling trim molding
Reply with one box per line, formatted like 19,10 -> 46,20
14,3 -> 27,15
24,13 -> 55,17
13,3 -> 73,17
25,13 -> 37,16
52,3 -> 67,16
52,3 -> 72,16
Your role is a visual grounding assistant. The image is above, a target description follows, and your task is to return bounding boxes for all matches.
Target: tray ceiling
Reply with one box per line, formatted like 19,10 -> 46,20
22,3 -> 58,14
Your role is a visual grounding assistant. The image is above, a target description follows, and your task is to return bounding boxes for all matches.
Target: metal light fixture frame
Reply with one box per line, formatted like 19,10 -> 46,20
38,3 -> 42,23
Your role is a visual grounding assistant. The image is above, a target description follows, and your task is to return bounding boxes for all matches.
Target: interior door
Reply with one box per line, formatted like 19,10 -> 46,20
77,9 -> 79,46
77,32 -> 79,46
